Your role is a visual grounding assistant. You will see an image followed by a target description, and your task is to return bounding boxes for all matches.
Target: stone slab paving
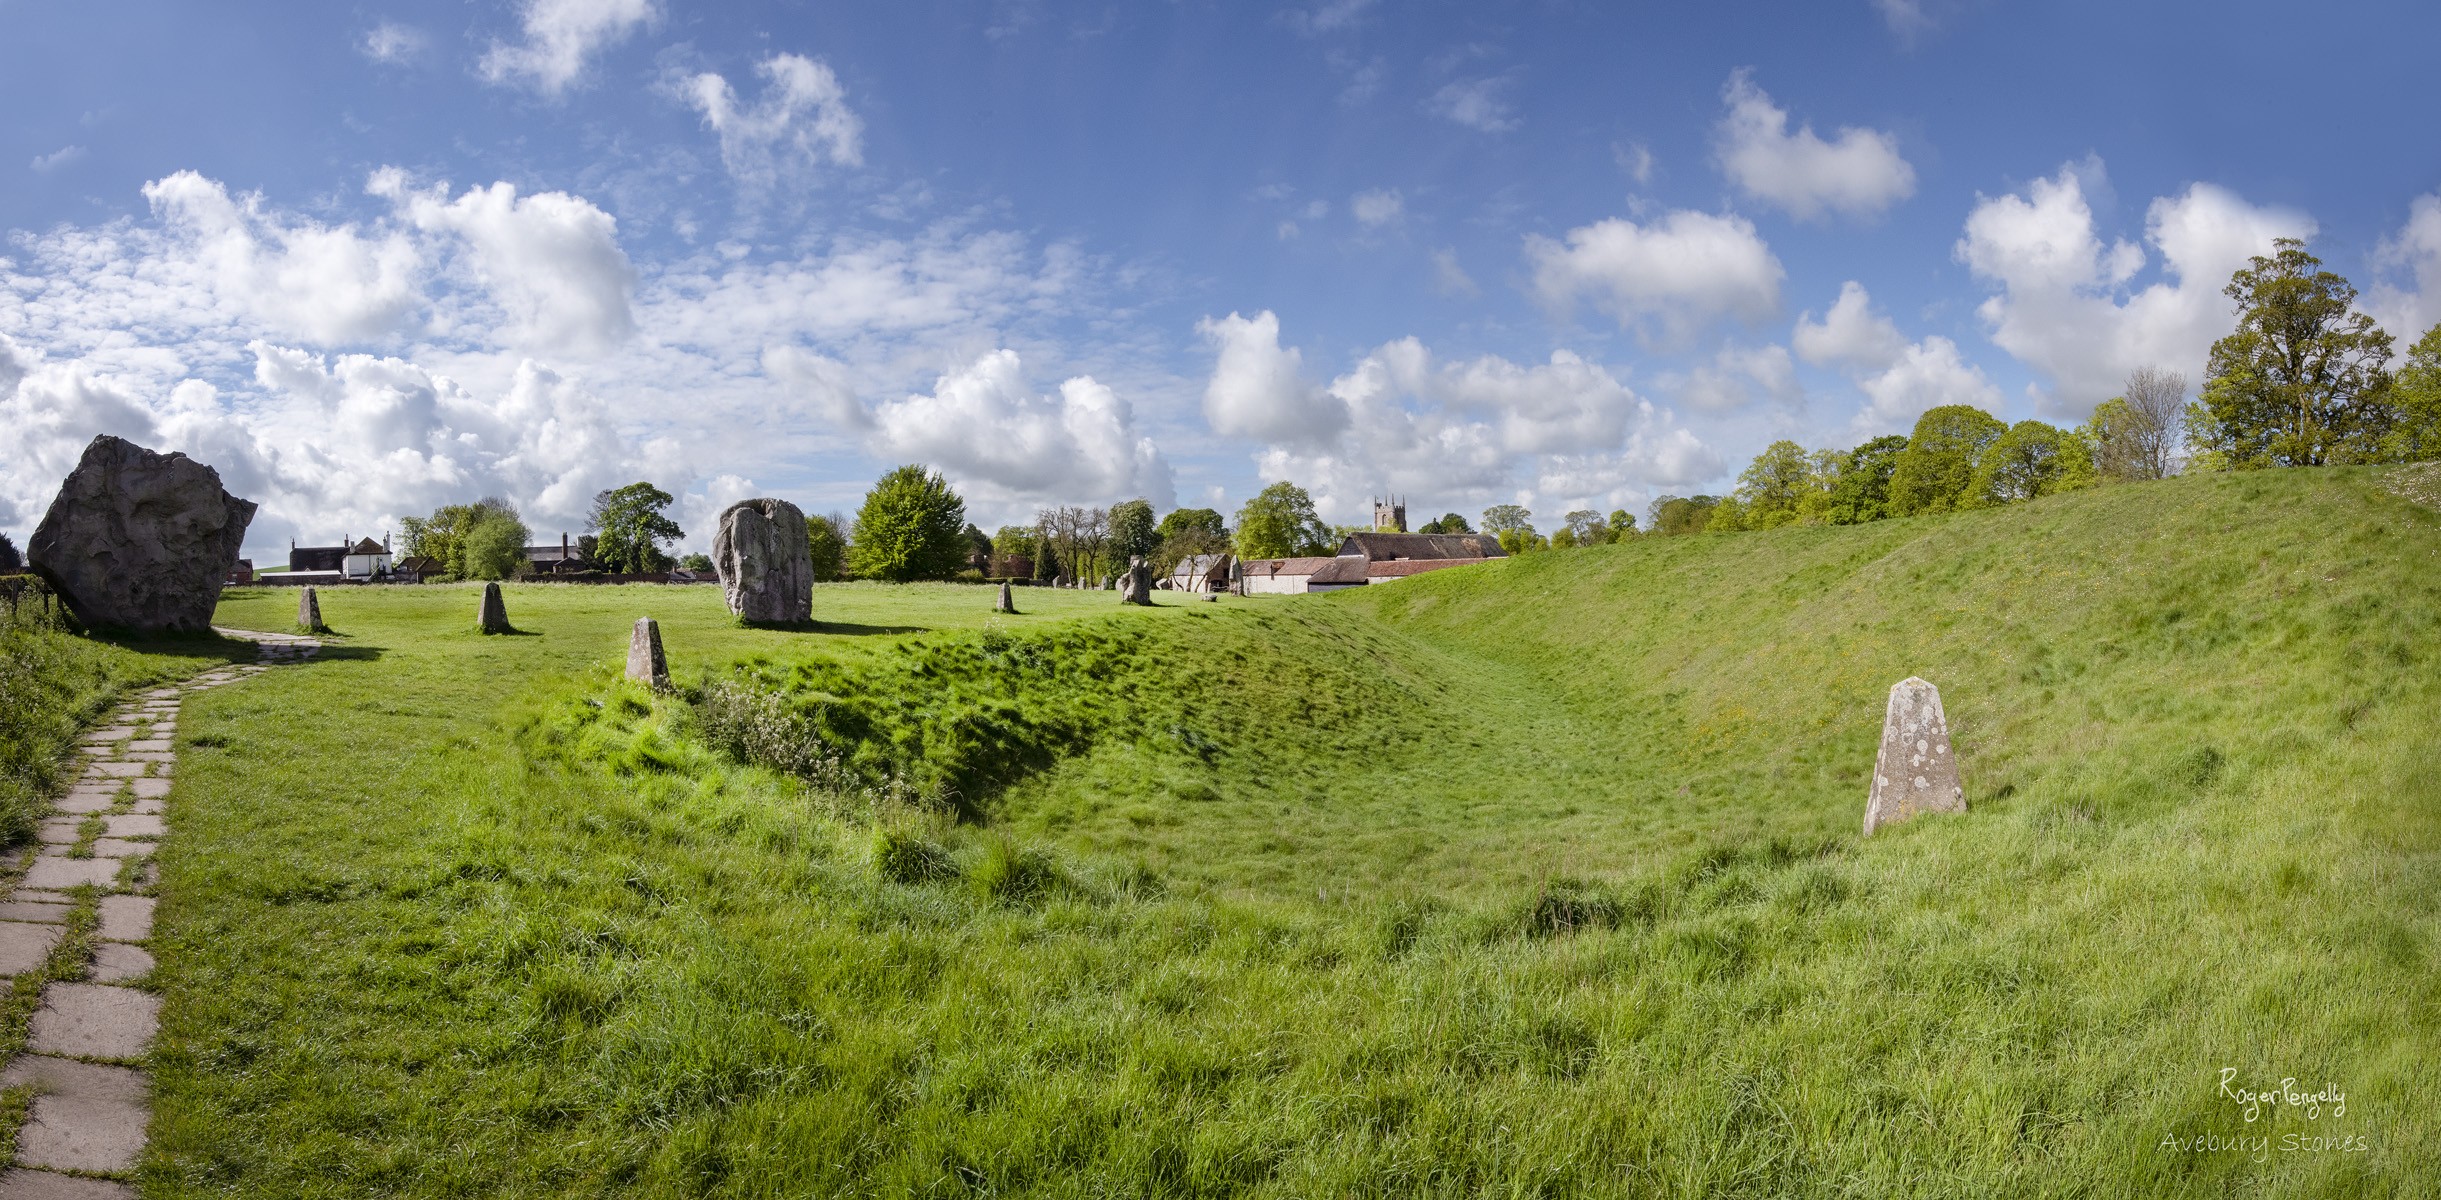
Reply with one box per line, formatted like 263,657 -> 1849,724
0,630 -> 311,1191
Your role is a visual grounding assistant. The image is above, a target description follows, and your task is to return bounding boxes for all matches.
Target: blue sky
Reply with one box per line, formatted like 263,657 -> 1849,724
5,0 -> 2440,559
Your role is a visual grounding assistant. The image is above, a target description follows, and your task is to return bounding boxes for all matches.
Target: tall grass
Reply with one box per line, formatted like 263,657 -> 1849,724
0,585 -> 233,842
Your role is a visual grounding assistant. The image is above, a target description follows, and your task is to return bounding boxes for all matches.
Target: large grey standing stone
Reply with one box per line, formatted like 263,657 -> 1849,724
27,435 -> 256,633
626,617 -> 669,689
995,582 -> 1016,614
1118,556 -> 1154,606
1863,677 -> 1967,834
713,498 -> 812,623
297,585 -> 324,631
477,582 -> 511,634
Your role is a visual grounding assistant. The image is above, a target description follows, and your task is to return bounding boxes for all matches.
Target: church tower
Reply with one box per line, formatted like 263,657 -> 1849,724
1372,495 -> 1407,532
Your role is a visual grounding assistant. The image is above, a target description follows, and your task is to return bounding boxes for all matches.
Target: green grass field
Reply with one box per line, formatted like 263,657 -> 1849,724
69,466 -> 2441,1195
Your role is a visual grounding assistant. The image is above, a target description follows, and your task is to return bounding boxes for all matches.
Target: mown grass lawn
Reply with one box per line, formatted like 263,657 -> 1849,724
126,467 -> 2441,1197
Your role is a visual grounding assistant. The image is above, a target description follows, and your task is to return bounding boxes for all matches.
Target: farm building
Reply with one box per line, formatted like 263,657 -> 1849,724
1240,530 -> 1504,594
1166,553 -> 1232,593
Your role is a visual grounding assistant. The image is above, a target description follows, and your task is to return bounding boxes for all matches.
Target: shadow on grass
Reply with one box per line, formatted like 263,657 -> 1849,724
744,620 -> 932,636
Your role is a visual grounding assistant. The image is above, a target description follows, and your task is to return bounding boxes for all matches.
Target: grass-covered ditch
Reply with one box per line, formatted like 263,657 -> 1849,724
143,468 -> 2441,1196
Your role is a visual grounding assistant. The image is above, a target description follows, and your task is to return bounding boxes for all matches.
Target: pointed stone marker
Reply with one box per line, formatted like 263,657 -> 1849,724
626,617 -> 669,689
477,581 -> 511,634
994,582 -> 1016,614
1864,677 -> 1966,834
297,585 -> 323,632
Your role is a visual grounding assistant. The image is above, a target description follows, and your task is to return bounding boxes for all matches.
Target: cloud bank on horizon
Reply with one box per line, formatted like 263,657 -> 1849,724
4,0 -> 2439,558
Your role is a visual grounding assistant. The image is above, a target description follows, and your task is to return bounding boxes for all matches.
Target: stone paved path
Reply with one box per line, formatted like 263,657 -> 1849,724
0,629 -> 317,1198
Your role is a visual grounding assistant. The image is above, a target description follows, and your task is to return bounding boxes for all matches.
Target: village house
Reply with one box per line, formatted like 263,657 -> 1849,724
524,534 -> 592,575
1164,553 -> 1232,593
285,535 -> 393,583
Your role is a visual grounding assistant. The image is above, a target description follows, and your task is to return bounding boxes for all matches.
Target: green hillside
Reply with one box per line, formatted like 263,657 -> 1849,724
158,466 -> 2438,1197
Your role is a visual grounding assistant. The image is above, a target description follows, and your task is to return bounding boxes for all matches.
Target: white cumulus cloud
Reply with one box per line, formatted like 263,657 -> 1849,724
374,171 -> 636,358
1196,310 -> 1346,448
1793,281 -> 2000,432
1525,210 -> 1784,342
867,349 -> 1174,509
2369,192 -> 2441,343
1956,160 -> 2312,417
1676,343 -> 1801,413
676,53 -> 863,189
142,170 -> 428,346
480,0 -> 657,96
1715,70 -> 1914,221
360,21 -> 430,65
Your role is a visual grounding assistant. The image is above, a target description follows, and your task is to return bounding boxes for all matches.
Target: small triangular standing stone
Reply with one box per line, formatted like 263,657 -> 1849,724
626,617 -> 669,689
1864,677 -> 1966,834
477,582 -> 511,634
297,586 -> 323,632
994,581 -> 1016,614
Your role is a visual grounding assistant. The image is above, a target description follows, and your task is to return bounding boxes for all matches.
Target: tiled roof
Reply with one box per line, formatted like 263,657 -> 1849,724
1338,532 -> 1506,561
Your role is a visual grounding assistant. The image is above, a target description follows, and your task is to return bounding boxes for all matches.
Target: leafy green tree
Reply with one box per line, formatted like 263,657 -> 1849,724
1562,510 -> 1608,546
848,465 -> 970,582
1888,406 -> 2009,516
1606,509 -> 1635,540
1109,499 -> 1159,561
1708,496 -> 1751,532
0,532 -> 19,571
1481,505 -> 1533,536
1825,435 -> 1908,524
805,513 -> 848,581
1418,512 -> 1474,534
588,483 -> 685,573
405,497 -> 524,577
2188,238 -> 2396,468
1966,420 -> 2098,507
678,552 -> 713,573
461,508 -> 531,580
1496,526 -> 1546,554
1647,495 -> 1719,536
1156,507 -> 1226,541
1234,482 -> 1331,558
1734,440 -> 1833,529
2380,323 -> 2441,463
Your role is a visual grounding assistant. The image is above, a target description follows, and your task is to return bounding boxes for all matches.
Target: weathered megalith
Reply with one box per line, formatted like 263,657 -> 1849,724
297,586 -> 324,632
1863,677 -> 1966,834
477,582 -> 511,634
1118,556 -> 1154,606
713,498 -> 812,623
27,435 -> 256,633
626,617 -> 669,689
995,581 -> 1016,614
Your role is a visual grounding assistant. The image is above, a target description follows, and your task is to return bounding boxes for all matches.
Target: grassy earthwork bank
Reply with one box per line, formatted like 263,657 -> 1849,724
126,466 -> 2441,1196
0,591 -> 246,844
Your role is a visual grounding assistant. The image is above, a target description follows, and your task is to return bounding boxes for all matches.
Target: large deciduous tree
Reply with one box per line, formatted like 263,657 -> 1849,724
1887,406 -> 2008,516
1735,440 -> 1838,529
804,512 -> 847,581
1236,483 -> 1331,558
1825,434 -> 1908,524
849,465 -> 970,582
1108,499 -> 1160,562
2381,323 -> 2441,463
588,482 -> 685,573
1966,420 -> 2096,507
2188,239 -> 2395,468
404,496 -> 526,578
1417,512 -> 1474,534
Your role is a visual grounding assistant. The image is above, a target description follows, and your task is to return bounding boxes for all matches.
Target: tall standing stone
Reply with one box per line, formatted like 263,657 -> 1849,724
477,582 -> 511,634
297,586 -> 324,632
1864,677 -> 1966,834
713,498 -> 813,623
27,435 -> 256,633
995,582 -> 1016,614
626,617 -> 669,689
1118,556 -> 1154,606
